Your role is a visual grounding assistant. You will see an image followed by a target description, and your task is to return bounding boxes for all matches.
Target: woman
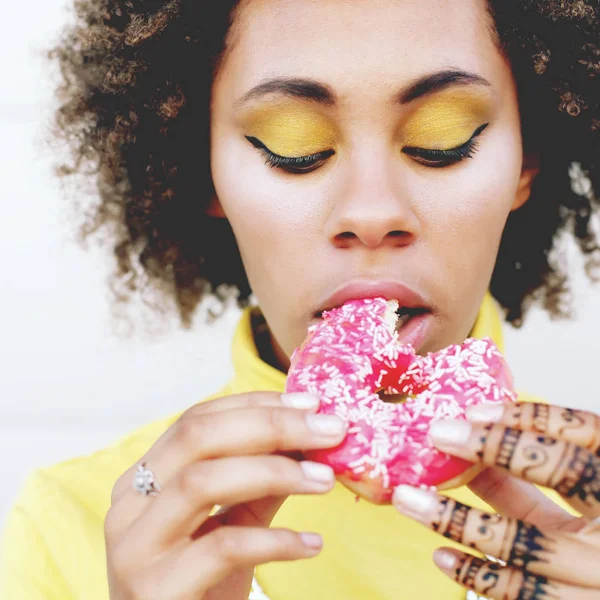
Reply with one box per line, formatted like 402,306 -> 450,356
1,0 -> 599,598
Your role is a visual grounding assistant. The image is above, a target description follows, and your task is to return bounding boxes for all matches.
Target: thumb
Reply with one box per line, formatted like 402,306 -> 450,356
468,467 -> 573,530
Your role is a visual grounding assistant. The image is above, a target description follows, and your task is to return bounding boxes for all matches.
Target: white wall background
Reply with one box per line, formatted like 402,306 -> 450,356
1,1 -> 599,533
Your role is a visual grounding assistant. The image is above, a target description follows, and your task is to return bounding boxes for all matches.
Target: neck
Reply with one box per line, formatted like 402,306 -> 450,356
250,307 -> 290,373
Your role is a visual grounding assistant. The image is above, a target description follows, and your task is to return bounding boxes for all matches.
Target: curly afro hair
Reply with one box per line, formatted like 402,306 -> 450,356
47,0 -> 599,330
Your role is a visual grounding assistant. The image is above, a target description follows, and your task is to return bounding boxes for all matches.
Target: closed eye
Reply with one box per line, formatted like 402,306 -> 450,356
245,136 -> 335,174
246,122 -> 488,174
402,123 -> 489,168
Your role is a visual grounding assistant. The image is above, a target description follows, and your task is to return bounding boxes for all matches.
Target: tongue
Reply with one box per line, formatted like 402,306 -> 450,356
394,313 -> 412,332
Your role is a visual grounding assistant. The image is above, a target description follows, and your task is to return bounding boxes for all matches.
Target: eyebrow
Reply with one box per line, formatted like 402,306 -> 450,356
234,69 -> 491,109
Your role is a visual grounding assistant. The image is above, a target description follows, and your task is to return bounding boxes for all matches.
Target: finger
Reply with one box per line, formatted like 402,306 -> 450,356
430,420 -> 600,519
432,548 -> 596,600
467,402 -> 600,455
392,486 -> 600,587
125,455 -> 334,550
188,391 -> 322,417
468,467 -> 574,529
111,391 -> 320,504
109,404 -> 344,529
134,526 -> 323,599
191,496 -> 289,539
172,406 -> 342,468
191,393 -> 315,462
169,404 -> 346,461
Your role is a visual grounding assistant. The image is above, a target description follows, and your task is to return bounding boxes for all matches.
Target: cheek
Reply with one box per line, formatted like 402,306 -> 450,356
424,127 -> 523,264
211,136 -> 323,283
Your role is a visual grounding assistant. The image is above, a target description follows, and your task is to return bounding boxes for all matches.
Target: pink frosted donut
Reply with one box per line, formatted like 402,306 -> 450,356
285,297 -> 517,504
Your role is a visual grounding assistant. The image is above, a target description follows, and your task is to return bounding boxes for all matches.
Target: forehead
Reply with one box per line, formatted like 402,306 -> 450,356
219,0 -> 509,105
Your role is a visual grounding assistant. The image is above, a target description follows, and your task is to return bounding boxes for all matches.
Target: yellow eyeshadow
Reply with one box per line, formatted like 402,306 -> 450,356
401,91 -> 492,149
239,103 -> 338,157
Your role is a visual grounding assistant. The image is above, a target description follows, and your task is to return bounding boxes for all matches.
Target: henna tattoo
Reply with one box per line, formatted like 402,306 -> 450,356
537,436 -> 557,446
458,555 -> 482,588
436,501 -> 507,553
558,407 -> 585,438
516,572 -> 559,600
555,446 -> 589,497
506,521 -> 554,570
454,555 -> 501,593
531,404 -> 550,434
454,553 -> 467,578
555,445 -> 600,505
475,423 -> 493,459
454,555 -> 558,599
511,406 -> 523,421
480,562 -> 501,595
475,512 -> 501,545
432,496 -> 449,532
495,427 -> 522,470
442,501 -> 470,543
521,444 -> 550,479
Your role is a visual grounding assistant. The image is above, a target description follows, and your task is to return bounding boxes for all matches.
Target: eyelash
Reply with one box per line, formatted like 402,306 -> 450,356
246,122 -> 489,174
245,136 -> 335,173
402,122 -> 489,168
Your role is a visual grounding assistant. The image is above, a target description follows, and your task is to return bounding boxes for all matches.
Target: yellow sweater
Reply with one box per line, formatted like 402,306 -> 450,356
0,294 -> 560,599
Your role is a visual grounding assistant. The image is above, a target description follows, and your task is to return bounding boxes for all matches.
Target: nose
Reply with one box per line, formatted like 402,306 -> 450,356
326,152 -> 421,249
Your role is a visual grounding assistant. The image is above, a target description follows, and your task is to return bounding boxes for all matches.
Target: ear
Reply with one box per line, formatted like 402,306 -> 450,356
206,192 -> 226,218
511,152 -> 540,212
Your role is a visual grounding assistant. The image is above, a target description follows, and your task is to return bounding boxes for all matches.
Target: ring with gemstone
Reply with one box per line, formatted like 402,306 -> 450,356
133,462 -> 162,496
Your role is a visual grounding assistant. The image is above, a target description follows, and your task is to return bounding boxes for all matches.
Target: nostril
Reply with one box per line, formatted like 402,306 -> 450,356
334,230 -> 412,247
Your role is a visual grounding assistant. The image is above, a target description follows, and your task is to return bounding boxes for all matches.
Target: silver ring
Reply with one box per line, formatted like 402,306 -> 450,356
212,504 -> 229,516
133,462 -> 162,496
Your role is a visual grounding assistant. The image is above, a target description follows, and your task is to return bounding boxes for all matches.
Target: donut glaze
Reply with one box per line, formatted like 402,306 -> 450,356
285,297 -> 516,504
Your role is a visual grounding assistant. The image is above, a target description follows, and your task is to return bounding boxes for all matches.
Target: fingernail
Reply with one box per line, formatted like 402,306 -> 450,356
432,548 -> 458,572
466,403 -> 504,423
306,413 -> 345,436
300,532 -> 323,550
281,392 -> 320,410
392,485 -> 438,515
430,419 -> 471,447
301,461 -> 335,484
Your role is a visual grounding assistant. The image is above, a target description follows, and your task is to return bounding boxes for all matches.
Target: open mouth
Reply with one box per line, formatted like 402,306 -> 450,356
315,304 -> 429,321
314,297 -> 433,357
394,305 -> 429,332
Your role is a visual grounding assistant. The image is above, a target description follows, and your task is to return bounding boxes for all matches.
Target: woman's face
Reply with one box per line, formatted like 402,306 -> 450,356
210,0 -> 537,368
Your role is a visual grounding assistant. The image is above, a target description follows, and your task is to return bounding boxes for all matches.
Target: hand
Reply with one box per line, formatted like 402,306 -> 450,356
104,391 -> 347,600
392,401 -> 600,599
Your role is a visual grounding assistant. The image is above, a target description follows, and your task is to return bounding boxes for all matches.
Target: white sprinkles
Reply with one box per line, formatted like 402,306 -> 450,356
286,298 -> 516,493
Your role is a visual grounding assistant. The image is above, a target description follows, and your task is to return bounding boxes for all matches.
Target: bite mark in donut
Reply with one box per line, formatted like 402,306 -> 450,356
285,297 -> 517,504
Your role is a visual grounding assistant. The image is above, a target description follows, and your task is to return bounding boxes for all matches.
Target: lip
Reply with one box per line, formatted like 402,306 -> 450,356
394,310 -> 431,352
314,279 -> 430,316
